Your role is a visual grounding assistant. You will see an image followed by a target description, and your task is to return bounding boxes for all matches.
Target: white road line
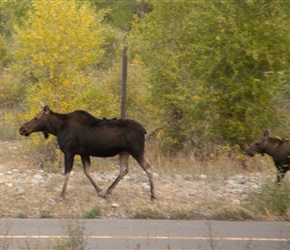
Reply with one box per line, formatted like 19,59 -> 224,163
0,235 -> 288,242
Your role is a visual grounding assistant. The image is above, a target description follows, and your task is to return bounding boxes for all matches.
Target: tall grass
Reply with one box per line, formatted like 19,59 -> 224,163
245,180 -> 290,220
145,141 -> 272,179
54,220 -> 86,250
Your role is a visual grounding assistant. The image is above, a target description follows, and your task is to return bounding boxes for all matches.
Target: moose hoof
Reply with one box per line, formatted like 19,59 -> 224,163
58,195 -> 67,201
96,188 -> 102,196
60,192 -> 64,197
99,193 -> 106,199
100,192 -> 111,199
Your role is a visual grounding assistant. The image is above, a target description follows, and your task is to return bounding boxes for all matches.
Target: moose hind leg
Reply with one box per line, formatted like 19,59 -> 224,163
137,155 -> 156,200
81,155 -> 102,195
103,152 -> 130,198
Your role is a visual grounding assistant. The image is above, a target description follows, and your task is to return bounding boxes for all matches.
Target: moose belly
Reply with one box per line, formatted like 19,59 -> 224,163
79,142 -> 126,157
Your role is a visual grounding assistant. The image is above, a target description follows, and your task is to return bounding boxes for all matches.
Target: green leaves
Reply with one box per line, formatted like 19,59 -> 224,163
2,0 -> 290,150
128,0 -> 290,148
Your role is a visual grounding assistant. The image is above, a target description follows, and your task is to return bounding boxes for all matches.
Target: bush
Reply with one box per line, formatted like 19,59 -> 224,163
83,206 -> 101,219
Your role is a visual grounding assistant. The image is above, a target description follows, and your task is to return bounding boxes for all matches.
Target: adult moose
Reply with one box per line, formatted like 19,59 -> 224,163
245,129 -> 289,182
20,104 -> 156,200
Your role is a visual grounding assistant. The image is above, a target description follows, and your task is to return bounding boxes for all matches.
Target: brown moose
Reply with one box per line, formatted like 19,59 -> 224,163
20,104 -> 156,200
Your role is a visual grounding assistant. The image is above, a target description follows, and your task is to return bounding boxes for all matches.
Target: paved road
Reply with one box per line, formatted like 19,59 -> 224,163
0,219 -> 289,249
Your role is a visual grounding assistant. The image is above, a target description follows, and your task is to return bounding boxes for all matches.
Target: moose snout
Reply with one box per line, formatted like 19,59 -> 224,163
245,149 -> 254,157
20,127 -> 29,137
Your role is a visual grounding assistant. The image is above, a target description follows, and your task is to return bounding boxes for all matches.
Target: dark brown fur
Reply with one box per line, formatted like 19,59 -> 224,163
20,105 -> 156,200
245,129 -> 290,182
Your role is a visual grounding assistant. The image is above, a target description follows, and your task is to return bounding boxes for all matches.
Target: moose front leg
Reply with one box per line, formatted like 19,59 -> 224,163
277,165 -> 289,183
60,153 -> 74,198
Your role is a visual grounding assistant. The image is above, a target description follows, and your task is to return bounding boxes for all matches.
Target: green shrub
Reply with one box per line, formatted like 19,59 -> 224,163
83,206 -> 101,219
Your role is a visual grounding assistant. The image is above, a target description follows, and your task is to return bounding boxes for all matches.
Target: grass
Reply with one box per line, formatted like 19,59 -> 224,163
244,180 -> 290,220
146,142 -> 250,179
131,206 -> 168,219
83,206 -> 101,219
54,220 -> 86,250
16,212 -> 28,219
207,205 -> 254,221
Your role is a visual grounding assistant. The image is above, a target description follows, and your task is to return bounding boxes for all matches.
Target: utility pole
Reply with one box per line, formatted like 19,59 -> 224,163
120,45 -> 127,119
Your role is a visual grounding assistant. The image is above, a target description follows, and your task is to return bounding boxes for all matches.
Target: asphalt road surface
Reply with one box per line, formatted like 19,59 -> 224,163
0,219 -> 289,249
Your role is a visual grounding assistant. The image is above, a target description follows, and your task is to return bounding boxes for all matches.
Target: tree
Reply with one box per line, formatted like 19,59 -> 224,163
0,0 -> 32,38
89,0 -> 153,120
89,0 -> 152,29
0,0 -> 32,74
128,0 -> 290,149
12,0 -> 118,115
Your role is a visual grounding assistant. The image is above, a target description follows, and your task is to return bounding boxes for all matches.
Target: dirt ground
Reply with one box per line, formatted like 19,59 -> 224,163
0,140 -> 287,220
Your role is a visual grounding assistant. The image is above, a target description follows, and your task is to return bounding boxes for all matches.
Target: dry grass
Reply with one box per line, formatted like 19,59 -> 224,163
0,139 -> 289,221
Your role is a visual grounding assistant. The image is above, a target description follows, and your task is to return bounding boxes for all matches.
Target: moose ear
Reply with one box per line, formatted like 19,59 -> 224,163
263,129 -> 271,138
43,105 -> 50,115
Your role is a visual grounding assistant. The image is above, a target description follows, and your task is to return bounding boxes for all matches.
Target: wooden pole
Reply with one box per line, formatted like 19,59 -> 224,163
121,46 -> 128,119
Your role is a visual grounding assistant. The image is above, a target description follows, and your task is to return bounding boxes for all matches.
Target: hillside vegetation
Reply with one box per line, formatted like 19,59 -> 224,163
1,0 -> 290,149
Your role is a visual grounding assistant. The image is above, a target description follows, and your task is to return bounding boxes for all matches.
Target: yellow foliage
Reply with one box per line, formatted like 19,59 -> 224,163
14,0 -> 105,80
13,0 -> 116,113
157,129 -> 164,141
